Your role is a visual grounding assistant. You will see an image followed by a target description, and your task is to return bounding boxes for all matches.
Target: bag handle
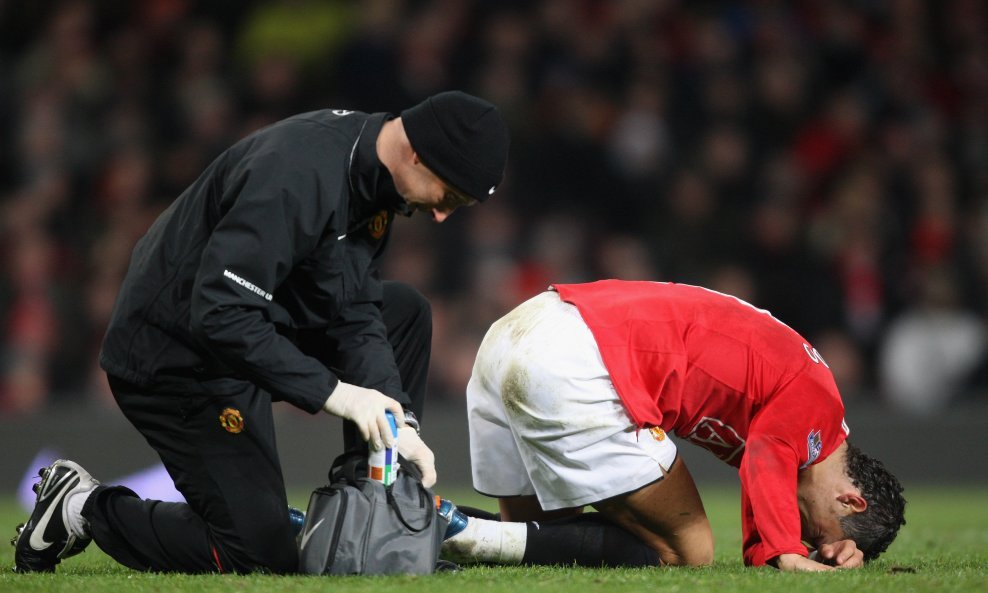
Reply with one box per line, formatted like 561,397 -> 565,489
385,477 -> 434,533
328,450 -> 366,485
397,453 -> 423,481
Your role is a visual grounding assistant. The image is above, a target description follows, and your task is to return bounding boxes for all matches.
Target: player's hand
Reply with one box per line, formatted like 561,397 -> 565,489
814,540 -> 865,569
773,553 -> 835,572
396,426 -> 437,488
322,382 -> 405,450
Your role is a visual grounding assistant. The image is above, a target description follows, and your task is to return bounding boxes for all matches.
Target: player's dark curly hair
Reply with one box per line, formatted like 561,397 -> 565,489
839,442 -> 906,561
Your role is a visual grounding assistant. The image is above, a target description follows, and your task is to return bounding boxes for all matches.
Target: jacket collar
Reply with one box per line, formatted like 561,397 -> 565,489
347,112 -> 409,219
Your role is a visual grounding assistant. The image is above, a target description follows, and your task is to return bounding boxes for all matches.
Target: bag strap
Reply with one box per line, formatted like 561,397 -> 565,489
328,450 -> 367,485
385,477 -> 434,533
397,453 -> 423,481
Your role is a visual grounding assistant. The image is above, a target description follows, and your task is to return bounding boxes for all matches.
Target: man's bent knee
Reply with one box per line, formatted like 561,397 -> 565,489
593,456 -> 714,567
214,523 -> 298,574
659,529 -> 714,567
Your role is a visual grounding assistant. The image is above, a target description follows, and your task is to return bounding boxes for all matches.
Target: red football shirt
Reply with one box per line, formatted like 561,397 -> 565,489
552,280 -> 849,566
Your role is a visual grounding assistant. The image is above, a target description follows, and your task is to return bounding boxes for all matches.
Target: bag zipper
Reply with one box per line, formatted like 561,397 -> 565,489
325,487 -> 349,572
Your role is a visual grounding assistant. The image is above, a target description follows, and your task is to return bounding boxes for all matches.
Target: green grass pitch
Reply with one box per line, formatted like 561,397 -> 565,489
1,485 -> 985,593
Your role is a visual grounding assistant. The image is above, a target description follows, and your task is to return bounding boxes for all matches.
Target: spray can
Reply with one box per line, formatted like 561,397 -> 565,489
368,411 -> 398,485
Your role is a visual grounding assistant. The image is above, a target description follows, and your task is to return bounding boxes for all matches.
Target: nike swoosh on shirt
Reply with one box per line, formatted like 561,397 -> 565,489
299,517 -> 326,550
28,473 -> 79,551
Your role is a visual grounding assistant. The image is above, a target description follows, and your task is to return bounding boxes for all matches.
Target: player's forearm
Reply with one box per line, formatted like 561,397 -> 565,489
739,437 -> 805,562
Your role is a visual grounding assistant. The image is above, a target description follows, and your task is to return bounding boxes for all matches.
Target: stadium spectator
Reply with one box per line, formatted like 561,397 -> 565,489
1,0 -> 988,415
879,265 -> 987,414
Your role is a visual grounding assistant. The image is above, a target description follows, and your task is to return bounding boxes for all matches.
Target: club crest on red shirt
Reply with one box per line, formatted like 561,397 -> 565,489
684,417 -> 746,464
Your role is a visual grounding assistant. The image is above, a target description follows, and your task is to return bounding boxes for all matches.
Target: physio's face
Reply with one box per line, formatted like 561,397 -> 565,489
392,155 -> 477,223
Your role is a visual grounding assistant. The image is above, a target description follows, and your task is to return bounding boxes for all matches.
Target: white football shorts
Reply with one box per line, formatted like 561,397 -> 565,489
467,290 -> 678,510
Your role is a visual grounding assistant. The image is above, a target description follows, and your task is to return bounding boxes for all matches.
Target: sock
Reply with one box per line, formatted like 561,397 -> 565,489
65,486 -> 97,539
521,514 -> 660,567
441,516 -> 527,565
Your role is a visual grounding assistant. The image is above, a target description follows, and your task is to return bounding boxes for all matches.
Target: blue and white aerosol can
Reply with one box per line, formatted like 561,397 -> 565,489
368,411 -> 398,485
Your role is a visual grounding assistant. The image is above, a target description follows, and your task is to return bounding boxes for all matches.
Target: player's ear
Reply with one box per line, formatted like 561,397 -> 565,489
838,492 -> 868,514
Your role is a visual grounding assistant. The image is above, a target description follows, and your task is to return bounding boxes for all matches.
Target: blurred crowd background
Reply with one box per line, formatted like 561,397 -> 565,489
2,0 -> 988,419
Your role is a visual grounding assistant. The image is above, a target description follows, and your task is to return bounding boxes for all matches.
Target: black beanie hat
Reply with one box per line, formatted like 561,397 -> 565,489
401,91 -> 510,201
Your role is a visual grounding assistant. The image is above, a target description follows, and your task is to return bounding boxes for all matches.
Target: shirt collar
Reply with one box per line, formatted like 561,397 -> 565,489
348,112 -> 409,216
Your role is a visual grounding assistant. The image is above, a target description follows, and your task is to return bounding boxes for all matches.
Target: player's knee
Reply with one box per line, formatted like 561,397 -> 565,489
664,546 -> 713,567
696,533 -> 715,565
662,528 -> 714,567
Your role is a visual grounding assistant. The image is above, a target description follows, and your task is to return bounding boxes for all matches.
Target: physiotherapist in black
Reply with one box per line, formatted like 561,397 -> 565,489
12,91 -> 510,574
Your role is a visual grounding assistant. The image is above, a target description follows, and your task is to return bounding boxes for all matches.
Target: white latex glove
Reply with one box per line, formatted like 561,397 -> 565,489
322,381 -> 405,450
396,426 -> 437,488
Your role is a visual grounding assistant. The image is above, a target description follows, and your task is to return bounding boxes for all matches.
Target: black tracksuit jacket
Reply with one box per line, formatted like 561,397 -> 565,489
99,110 -> 409,414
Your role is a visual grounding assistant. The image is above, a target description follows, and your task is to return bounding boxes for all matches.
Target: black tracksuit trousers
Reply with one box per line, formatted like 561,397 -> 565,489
82,282 -> 432,574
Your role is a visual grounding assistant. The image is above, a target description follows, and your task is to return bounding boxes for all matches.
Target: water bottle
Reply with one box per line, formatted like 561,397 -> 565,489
368,411 -> 398,485
288,506 -> 305,536
437,498 -> 469,539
